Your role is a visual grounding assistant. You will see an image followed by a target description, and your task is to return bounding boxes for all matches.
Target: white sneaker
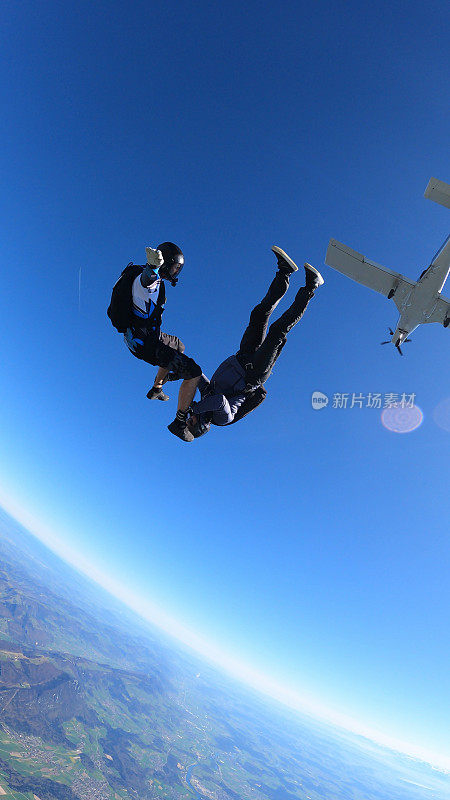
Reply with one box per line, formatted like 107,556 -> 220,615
304,262 -> 324,288
271,245 -> 298,274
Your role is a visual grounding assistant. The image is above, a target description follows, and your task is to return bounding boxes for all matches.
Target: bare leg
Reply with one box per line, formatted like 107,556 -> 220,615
168,376 -> 201,441
152,366 -> 169,388
177,377 -> 200,412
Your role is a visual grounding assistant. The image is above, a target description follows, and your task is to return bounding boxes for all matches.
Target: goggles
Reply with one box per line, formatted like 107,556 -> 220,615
160,257 -> 184,282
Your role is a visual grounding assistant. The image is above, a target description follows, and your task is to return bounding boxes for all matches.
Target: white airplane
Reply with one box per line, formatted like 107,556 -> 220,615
325,177 -> 450,354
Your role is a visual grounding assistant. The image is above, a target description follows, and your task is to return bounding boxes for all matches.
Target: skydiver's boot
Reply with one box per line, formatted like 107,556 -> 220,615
147,386 -> 170,401
271,246 -> 299,275
167,410 -> 194,442
147,371 -> 178,400
304,262 -> 324,293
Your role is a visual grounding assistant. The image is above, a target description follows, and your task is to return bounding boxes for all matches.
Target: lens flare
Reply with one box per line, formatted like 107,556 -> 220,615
381,404 -> 423,434
433,397 -> 450,433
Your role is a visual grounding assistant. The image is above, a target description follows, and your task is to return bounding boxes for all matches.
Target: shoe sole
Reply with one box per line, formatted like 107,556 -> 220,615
304,262 -> 324,286
271,246 -> 298,272
147,389 -> 170,400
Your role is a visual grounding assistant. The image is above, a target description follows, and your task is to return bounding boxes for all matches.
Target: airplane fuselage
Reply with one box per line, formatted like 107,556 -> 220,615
392,235 -> 450,345
325,178 -> 450,353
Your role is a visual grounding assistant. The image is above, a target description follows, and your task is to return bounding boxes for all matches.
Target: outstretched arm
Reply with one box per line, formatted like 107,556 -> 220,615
141,247 -> 164,286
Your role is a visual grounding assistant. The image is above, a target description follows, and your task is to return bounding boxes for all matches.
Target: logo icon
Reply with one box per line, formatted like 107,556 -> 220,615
312,391 -> 329,410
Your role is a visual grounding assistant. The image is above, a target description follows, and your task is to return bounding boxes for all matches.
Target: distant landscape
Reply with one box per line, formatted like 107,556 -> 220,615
0,507 -> 448,800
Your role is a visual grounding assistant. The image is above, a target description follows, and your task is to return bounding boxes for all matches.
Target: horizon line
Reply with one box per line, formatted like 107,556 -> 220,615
0,493 -> 449,776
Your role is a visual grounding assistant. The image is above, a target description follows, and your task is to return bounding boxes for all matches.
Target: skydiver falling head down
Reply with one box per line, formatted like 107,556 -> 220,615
179,246 -> 324,441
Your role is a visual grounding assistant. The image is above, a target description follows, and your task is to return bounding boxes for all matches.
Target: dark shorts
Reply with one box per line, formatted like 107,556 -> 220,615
133,331 -> 201,380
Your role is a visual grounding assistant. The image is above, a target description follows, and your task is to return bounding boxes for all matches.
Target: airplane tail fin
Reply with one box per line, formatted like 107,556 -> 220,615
424,177 -> 450,210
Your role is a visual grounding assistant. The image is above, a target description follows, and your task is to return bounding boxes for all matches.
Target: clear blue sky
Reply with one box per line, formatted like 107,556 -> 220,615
1,0 -> 449,768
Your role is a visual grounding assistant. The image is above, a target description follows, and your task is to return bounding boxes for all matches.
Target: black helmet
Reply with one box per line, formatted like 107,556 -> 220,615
157,242 -> 184,285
